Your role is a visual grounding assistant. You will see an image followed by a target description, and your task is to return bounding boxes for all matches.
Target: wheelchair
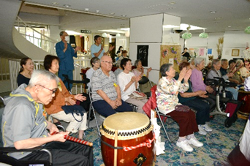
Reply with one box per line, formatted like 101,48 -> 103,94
206,77 -> 241,127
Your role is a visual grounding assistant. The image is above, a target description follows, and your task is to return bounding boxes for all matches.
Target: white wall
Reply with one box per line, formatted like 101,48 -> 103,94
130,13 -> 181,83
222,31 -> 250,60
185,31 -> 250,63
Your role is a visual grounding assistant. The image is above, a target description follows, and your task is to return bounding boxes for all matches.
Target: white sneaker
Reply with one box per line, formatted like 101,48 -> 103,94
176,140 -> 193,152
198,125 -> 207,135
187,137 -> 203,147
203,123 -> 212,132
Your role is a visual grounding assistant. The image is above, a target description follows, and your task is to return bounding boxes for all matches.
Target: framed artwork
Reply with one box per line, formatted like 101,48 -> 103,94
137,45 -> 149,66
232,49 -> 240,56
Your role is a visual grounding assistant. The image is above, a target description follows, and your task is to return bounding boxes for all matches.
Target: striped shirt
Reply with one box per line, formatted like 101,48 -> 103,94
91,68 -> 118,102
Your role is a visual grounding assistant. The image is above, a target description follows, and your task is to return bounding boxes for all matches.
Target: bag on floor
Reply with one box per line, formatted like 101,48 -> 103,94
62,105 -> 85,122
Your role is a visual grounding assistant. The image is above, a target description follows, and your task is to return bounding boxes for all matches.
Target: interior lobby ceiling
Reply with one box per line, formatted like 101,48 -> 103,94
20,0 -> 250,34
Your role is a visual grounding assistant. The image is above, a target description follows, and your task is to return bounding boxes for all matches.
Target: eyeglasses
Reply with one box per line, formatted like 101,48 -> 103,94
39,85 -> 57,94
102,61 -> 113,65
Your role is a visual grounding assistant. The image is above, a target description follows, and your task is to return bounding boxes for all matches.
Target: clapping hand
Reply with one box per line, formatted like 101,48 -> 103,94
74,94 -> 86,102
178,67 -> 187,81
65,96 -> 76,105
184,69 -> 192,82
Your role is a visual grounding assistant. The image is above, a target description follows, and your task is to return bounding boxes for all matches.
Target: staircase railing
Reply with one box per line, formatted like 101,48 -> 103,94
14,16 -> 57,55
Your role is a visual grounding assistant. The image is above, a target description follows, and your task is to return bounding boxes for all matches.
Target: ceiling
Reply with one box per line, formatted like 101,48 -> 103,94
20,0 -> 250,34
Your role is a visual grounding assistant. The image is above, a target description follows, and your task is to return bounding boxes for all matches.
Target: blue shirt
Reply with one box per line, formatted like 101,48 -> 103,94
55,41 -> 77,71
91,44 -> 104,59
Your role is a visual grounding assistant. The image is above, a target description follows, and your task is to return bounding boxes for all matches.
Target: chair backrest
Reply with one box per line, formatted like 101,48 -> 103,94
150,85 -> 157,109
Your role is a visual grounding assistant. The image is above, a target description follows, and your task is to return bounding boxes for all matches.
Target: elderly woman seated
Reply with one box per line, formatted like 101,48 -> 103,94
190,58 -> 216,110
156,63 -> 203,152
176,62 -> 212,135
117,58 -> 147,114
44,55 -> 87,139
207,59 -> 237,100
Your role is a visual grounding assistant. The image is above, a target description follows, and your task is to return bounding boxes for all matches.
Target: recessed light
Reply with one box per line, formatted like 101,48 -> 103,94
121,15 -> 127,17
63,4 -> 70,8
228,26 -> 231,28
110,13 -> 115,15
210,11 -> 216,14
169,2 -> 176,5
96,10 -> 99,13
85,8 -> 89,11
52,2 -> 57,5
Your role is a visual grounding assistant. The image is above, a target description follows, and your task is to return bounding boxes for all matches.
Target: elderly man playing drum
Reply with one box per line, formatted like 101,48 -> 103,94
1,70 -> 93,166
91,55 -> 133,117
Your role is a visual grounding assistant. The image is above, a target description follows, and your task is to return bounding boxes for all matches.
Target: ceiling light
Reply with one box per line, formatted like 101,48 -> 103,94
245,26 -> 250,34
96,10 -> 99,13
210,11 -> 216,14
116,33 -> 121,37
121,15 -> 127,17
102,33 -> 107,38
99,29 -> 125,33
182,26 -> 192,39
110,13 -> 115,15
199,29 -> 208,38
85,8 -> 89,11
228,26 -> 231,28
52,2 -> 58,5
63,4 -> 70,8
169,2 -> 176,5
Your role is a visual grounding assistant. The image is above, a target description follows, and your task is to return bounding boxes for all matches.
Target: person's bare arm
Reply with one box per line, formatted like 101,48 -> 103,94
93,47 -> 104,57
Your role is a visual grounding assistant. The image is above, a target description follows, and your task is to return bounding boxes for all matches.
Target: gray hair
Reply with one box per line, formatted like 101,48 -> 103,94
194,58 -> 204,66
236,59 -> 243,67
160,63 -> 173,77
29,70 -> 59,87
134,59 -> 142,67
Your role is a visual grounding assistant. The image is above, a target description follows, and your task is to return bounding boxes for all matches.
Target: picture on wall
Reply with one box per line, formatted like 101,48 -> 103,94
160,45 -> 181,72
232,49 -> 240,56
137,45 -> 149,66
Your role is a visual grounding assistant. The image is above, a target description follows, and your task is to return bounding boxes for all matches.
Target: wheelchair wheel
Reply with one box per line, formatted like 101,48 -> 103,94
225,118 -> 233,128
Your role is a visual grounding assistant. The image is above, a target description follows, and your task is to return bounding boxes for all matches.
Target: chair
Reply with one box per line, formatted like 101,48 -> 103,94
143,86 -> 171,142
87,87 -> 102,136
0,96 -> 53,166
62,74 -> 90,93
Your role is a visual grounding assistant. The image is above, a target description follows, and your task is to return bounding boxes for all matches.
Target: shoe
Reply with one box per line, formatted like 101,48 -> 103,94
198,125 -> 207,135
187,137 -> 203,147
176,140 -> 193,152
203,123 -> 212,132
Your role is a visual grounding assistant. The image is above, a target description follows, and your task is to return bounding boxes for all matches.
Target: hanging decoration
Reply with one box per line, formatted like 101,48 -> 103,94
245,26 -> 250,34
170,47 -> 177,54
182,25 -> 192,39
199,29 -> 209,38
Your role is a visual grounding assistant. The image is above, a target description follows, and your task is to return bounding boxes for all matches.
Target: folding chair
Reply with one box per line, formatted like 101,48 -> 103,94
149,85 -> 172,142
87,87 -> 102,136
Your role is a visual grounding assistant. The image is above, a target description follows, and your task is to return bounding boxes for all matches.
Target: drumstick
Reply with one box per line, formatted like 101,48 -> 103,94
51,132 -> 93,146
114,130 -> 118,166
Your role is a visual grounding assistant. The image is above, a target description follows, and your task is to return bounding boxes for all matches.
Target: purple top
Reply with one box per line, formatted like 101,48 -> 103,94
190,68 -> 206,92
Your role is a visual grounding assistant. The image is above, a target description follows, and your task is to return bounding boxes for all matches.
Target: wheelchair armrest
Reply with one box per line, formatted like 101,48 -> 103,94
0,146 -> 52,165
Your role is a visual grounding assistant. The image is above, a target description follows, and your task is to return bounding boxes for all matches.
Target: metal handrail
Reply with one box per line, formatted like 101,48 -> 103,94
14,16 -> 57,55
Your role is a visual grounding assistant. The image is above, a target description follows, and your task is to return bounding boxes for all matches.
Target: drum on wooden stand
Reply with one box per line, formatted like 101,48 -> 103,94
237,90 -> 250,120
100,112 -> 155,166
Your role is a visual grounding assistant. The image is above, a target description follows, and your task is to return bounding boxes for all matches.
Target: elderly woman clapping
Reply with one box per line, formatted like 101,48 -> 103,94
156,63 -> 203,152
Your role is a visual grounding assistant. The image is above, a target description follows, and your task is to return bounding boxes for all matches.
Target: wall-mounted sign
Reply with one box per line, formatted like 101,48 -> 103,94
80,30 -> 91,34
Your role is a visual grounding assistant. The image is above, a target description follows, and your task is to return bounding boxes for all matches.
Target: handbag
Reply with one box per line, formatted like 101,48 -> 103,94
175,105 -> 190,112
62,105 -> 86,122
129,91 -> 147,100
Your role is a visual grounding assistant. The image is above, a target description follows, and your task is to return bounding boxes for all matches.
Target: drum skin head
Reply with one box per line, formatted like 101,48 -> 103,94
103,112 -> 149,131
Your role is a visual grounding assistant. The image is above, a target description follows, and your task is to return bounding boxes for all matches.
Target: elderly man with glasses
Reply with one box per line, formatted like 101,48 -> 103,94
91,55 -> 133,117
1,70 -> 93,165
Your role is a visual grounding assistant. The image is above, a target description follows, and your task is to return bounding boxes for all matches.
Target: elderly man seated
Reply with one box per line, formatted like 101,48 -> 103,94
1,70 -> 93,166
91,55 -> 133,117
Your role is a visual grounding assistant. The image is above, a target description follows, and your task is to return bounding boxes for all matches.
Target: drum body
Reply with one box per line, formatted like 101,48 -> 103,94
100,112 -> 155,166
237,90 -> 250,119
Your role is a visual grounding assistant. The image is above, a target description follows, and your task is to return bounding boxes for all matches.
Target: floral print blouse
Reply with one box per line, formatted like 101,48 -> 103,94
156,77 -> 189,114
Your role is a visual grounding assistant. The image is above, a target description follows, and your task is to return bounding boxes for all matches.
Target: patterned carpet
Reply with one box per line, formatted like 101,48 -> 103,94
84,114 -> 247,166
